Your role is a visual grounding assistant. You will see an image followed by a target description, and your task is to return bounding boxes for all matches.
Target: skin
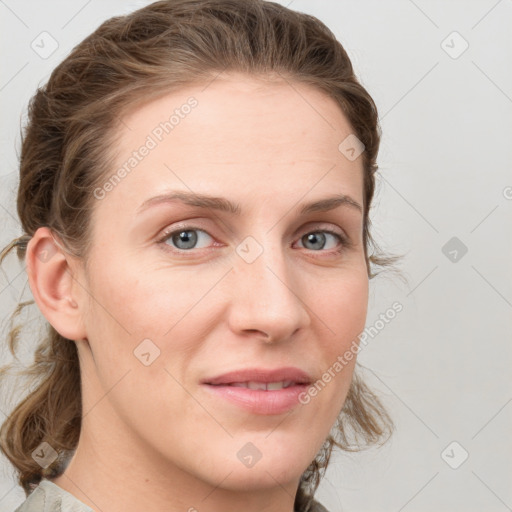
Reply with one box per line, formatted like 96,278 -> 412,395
26,72 -> 368,512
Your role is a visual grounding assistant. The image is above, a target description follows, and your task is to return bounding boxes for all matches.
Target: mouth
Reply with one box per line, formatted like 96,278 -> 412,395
201,367 -> 312,415
216,380 -> 301,390
202,367 -> 312,386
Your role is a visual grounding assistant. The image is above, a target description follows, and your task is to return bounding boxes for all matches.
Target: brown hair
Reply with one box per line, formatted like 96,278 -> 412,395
0,0 -> 402,509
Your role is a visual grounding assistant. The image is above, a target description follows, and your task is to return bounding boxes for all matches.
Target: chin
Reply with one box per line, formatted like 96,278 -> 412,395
217,460 -> 304,492
202,438 -> 314,491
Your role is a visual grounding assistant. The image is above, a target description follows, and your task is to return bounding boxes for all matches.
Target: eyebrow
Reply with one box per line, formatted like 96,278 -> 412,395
136,191 -> 363,216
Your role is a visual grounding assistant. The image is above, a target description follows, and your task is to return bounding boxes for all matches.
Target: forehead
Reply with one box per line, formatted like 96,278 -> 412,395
97,73 -> 364,217
120,73 -> 355,154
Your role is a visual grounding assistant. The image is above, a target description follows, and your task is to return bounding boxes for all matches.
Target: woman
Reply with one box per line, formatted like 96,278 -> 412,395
0,1 -> 398,511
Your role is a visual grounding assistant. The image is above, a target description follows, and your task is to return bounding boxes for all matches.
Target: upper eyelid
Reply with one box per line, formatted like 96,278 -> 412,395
158,220 -> 347,237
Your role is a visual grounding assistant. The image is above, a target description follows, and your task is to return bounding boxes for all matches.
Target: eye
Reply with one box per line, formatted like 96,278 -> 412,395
159,227 -> 215,251
157,225 -> 350,255
296,230 -> 347,253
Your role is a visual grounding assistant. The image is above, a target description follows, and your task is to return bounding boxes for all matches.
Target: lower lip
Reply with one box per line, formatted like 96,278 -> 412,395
202,384 -> 309,415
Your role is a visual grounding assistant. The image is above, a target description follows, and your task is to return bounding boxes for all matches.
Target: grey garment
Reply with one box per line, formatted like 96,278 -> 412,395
13,479 -> 94,512
13,478 -> 329,512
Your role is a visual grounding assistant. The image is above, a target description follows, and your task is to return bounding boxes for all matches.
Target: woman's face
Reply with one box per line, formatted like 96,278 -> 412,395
74,73 -> 368,498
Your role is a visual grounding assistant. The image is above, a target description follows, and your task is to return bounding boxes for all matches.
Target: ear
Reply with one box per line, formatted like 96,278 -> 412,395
26,227 -> 87,341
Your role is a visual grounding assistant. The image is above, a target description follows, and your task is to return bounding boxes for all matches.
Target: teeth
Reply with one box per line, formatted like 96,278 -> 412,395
266,381 -> 284,390
228,380 -> 295,390
248,381 -> 267,390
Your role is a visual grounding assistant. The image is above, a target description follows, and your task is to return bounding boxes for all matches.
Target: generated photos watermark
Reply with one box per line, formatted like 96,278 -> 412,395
298,301 -> 403,404
93,96 -> 198,200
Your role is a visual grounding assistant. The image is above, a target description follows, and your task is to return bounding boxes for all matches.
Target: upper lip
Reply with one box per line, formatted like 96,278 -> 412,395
202,367 -> 312,386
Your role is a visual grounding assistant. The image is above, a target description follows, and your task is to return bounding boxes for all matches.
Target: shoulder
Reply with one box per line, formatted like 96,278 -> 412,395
13,479 -> 94,512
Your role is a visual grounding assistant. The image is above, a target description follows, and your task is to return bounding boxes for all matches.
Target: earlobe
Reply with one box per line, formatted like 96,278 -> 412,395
26,227 -> 87,341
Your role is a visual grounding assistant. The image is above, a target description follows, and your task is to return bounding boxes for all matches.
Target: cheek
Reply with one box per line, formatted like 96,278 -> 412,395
313,268 -> 368,407
80,254 -> 164,376
82,253 -> 227,370
319,267 -> 369,349
80,259 -> 200,424
84,253 -> 171,335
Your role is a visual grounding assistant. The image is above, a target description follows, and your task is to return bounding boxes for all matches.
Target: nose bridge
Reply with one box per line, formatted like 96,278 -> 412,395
228,231 -> 310,339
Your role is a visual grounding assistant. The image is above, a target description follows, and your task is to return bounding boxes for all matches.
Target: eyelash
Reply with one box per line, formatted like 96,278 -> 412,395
156,224 -> 352,257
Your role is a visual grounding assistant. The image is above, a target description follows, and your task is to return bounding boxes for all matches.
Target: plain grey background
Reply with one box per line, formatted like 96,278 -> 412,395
1,1 -> 511,511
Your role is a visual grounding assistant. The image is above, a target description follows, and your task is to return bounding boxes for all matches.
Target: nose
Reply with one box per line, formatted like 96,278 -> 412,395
226,238 -> 311,344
